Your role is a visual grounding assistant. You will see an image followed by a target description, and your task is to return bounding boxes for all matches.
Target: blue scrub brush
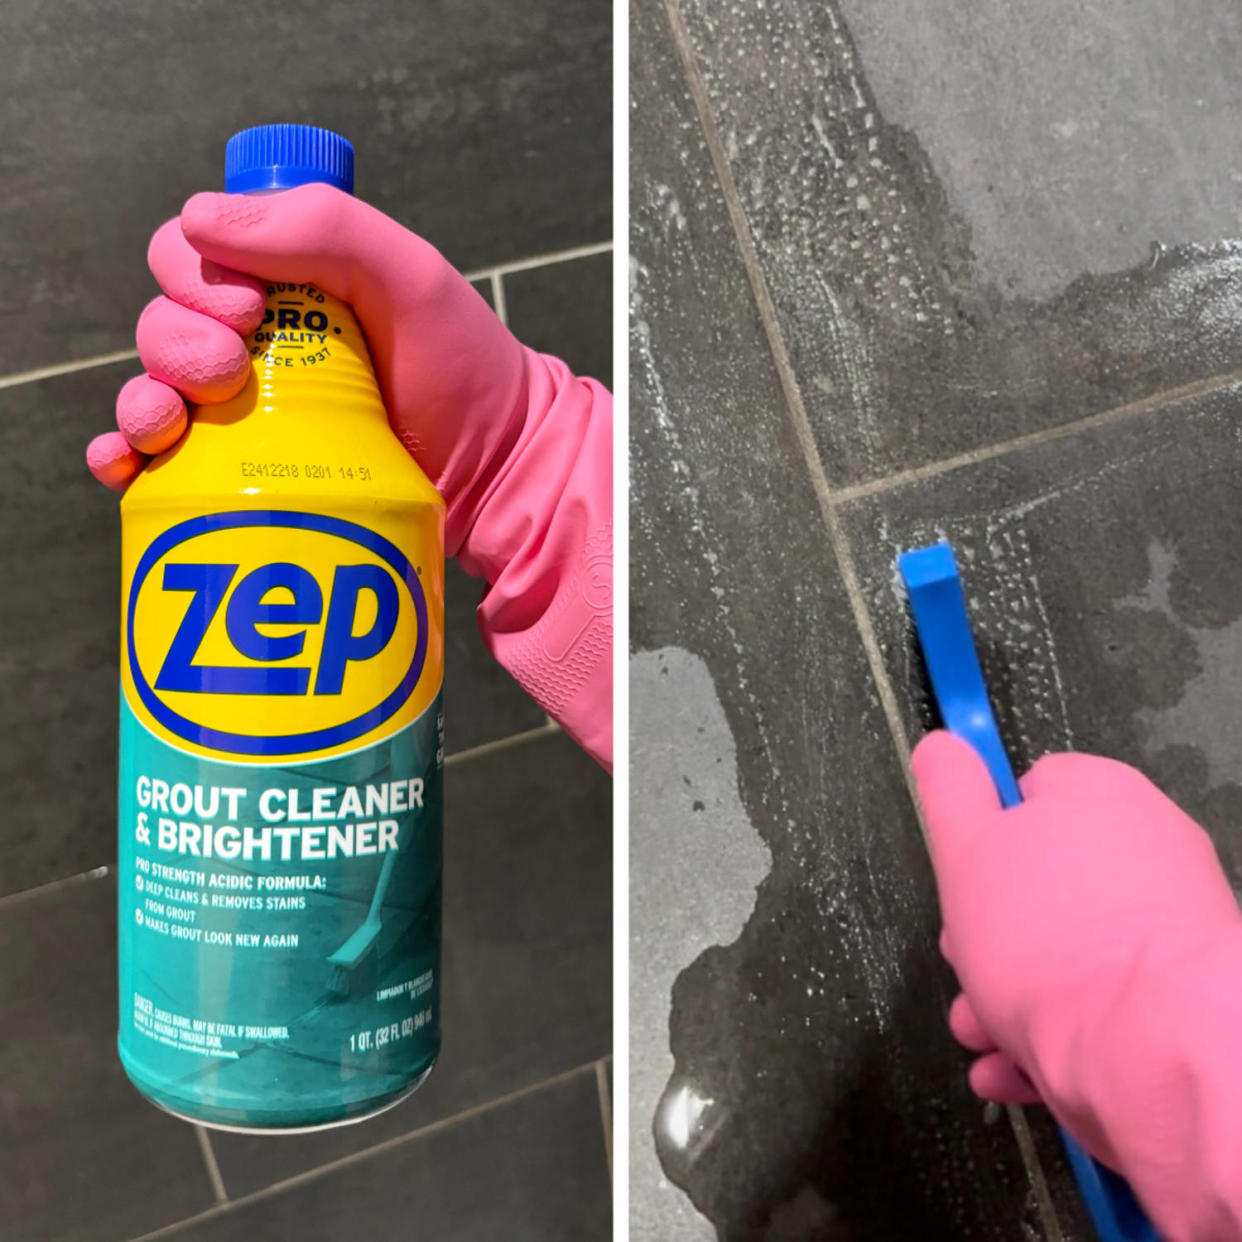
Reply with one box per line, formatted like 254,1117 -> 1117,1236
898,541 -> 1158,1242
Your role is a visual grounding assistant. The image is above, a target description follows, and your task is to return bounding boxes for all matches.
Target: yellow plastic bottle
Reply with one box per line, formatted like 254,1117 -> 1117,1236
115,125 -> 446,1130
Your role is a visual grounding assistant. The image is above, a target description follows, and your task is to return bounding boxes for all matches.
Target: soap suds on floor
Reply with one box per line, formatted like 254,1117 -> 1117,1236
836,0 -> 1242,300
882,519 -> 1074,763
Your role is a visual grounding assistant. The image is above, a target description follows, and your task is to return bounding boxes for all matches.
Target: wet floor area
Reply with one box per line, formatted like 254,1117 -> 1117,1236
630,0 -> 1242,1237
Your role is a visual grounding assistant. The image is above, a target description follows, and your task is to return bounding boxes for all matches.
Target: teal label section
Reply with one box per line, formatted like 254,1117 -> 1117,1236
117,692 -> 443,1129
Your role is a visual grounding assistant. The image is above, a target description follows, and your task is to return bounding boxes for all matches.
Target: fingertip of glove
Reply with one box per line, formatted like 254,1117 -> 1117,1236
181,191 -> 270,242
187,268 -> 266,335
968,1053 -> 1041,1106
1018,750 -> 1123,800
910,730 -> 982,794
948,993 -> 994,1053
146,217 -> 183,272
116,376 -> 187,455
910,729 -> 956,775
87,431 -> 144,492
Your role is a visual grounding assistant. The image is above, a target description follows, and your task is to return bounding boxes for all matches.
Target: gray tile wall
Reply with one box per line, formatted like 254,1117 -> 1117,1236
631,0 -> 1242,1238
0,3 -> 611,1238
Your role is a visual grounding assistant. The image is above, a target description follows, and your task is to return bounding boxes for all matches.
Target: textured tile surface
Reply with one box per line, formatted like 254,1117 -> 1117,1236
0,872 -> 216,1242
670,0 -> 1242,487
0,361 -> 129,896
838,0 -> 1242,299
504,251 -> 614,387
210,730 -> 611,1195
0,0 -> 611,374
843,385 -> 1242,863
630,2 -> 1046,1237
841,387 -> 1242,1237
633,0 -> 1242,1235
171,1070 -> 611,1242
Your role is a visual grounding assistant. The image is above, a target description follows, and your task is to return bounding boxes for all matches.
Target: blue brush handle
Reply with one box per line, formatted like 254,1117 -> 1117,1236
898,542 -> 1159,1242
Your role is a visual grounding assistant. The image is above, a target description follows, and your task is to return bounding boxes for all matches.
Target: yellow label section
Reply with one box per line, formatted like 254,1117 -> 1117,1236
121,284 -> 446,765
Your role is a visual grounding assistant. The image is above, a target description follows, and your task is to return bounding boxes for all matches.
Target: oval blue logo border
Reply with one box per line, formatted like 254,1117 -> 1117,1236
127,510 -> 430,757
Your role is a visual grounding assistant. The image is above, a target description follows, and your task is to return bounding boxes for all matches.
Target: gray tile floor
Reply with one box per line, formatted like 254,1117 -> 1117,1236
143,1070 -> 612,1242
631,0 -> 1242,1237
843,388 -> 1242,857
0,2 -> 611,1237
663,0 -> 1242,489
0,875 -> 217,1242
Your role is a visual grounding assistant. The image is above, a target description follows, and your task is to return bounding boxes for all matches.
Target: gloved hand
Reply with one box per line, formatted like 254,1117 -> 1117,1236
913,731 -> 1242,1242
86,185 -> 612,767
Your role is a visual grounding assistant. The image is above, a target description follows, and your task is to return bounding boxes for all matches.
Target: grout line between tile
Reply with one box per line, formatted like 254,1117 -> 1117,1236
0,348 -> 138,390
443,720 -> 559,768
662,0 -> 919,809
463,240 -> 612,284
664,3 -> 1065,1238
832,367 -> 1242,506
489,271 -> 509,327
0,864 -> 110,910
595,1058 -> 613,1185
121,1060 -> 600,1242
194,1126 -> 228,1203
1008,1107 -> 1065,1242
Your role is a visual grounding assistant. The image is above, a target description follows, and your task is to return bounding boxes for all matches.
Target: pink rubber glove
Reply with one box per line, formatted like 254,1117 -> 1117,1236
86,185 -> 612,769
913,730 -> 1242,1242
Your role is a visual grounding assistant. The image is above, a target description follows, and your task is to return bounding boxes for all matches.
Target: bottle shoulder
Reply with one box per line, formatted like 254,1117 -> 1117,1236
123,410 -> 444,513
123,282 -> 445,515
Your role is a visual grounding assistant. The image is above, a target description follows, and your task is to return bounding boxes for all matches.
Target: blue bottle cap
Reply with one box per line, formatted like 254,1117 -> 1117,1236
224,124 -> 354,195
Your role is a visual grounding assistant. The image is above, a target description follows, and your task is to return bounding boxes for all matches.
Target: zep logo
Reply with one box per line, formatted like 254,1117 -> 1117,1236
126,512 -> 430,759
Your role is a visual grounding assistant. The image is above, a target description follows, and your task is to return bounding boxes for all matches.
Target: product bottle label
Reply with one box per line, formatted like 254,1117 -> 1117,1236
117,694 -> 442,1127
117,453 -> 445,1125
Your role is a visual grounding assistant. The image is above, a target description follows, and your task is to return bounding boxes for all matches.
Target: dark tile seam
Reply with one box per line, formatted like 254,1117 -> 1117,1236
659,0 -> 1065,1235
0,722 -> 561,910
0,242 -> 613,394
490,270 -> 509,327
118,1059 -> 604,1242
477,240 -> 613,280
194,1127 -> 228,1203
595,1057 -> 613,1184
0,864 -> 112,909
0,348 -> 140,391
833,368 -> 1242,506
442,719 -> 561,764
